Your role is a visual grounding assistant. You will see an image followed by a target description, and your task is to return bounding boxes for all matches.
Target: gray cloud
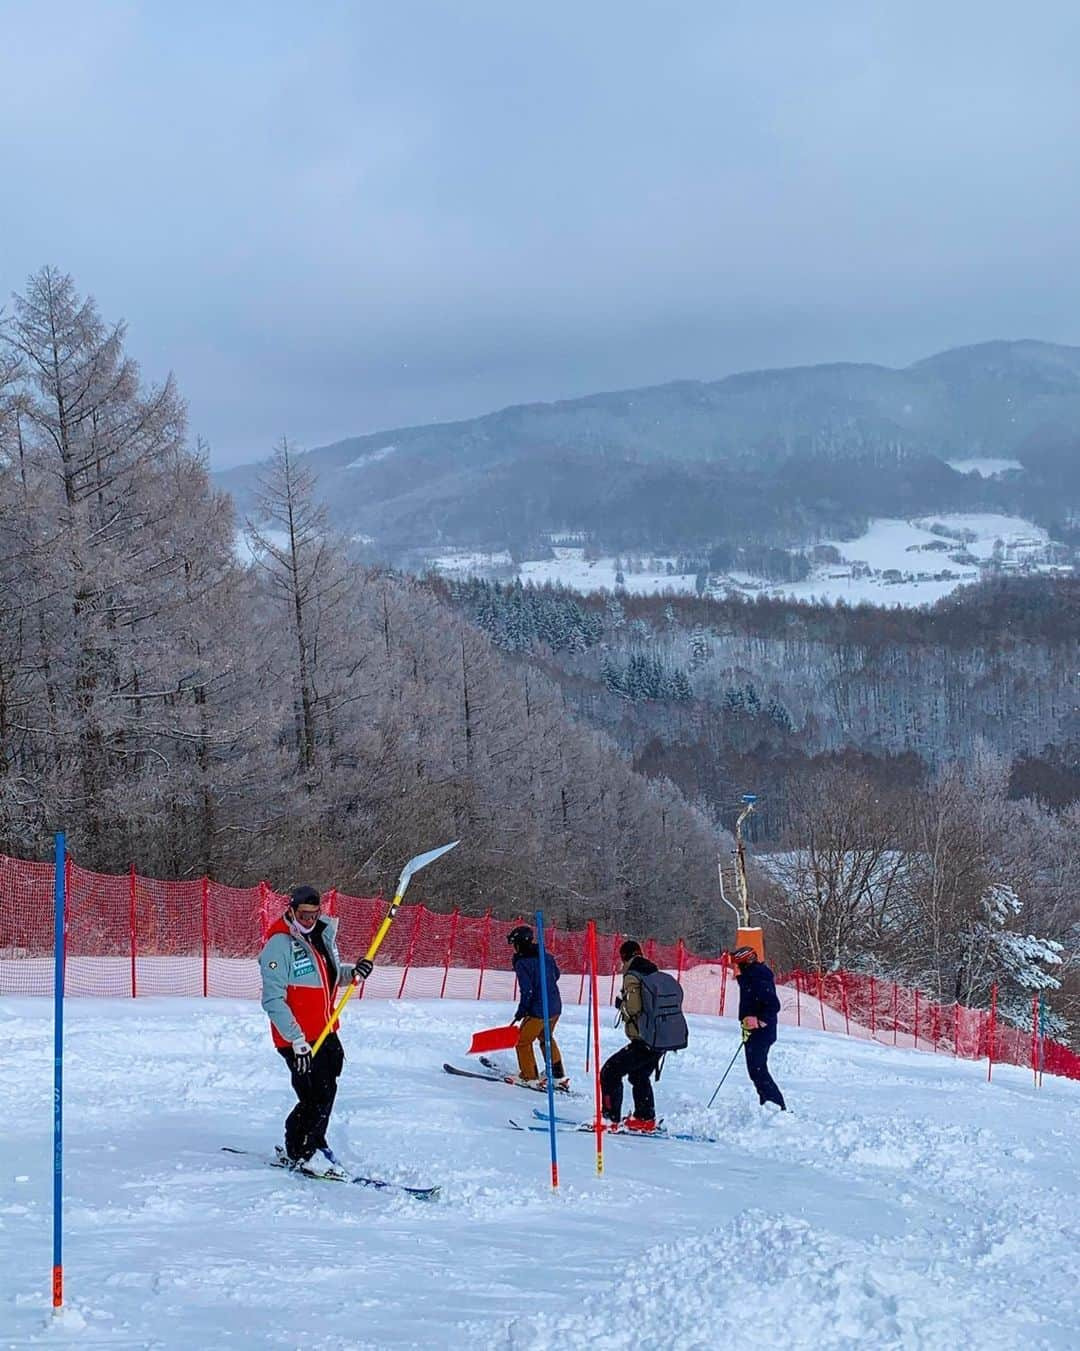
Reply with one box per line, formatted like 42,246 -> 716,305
3,0 -> 1078,466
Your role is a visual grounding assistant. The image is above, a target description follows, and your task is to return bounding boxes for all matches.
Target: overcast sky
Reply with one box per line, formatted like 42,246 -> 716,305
3,1 -> 1079,468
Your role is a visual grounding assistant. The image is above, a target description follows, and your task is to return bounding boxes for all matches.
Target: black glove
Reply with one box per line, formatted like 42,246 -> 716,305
353,958 -> 374,982
614,994 -> 623,1010
291,1039 -> 312,1075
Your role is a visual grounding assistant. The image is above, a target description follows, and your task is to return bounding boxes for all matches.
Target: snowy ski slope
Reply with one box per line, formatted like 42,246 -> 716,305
2,996 -> 1078,1348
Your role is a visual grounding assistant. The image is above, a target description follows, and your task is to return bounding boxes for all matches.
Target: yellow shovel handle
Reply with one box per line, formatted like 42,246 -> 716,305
310,899 -> 401,1057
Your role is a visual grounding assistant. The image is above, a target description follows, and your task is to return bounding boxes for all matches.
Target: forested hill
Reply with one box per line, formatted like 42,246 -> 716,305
441,574 -> 1080,831
0,269 -> 724,947
216,339 -> 1080,553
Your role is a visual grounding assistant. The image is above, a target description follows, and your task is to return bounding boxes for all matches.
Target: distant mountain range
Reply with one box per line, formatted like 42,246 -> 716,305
215,340 -> 1080,556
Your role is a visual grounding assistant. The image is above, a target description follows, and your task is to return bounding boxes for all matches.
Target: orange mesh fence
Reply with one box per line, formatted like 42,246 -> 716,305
2,852 -> 1078,1082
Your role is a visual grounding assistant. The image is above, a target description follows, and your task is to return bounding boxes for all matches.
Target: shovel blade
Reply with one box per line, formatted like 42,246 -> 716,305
467,1024 -> 520,1055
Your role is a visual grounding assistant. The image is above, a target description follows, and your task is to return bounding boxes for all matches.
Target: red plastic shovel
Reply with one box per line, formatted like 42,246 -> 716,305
467,1024 -> 520,1055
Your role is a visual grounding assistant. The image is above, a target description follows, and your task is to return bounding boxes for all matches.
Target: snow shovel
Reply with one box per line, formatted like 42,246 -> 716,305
467,1024 -> 520,1055
310,840 -> 460,1057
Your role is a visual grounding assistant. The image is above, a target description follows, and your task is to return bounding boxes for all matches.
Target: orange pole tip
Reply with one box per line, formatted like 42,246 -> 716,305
52,1266 -> 63,1307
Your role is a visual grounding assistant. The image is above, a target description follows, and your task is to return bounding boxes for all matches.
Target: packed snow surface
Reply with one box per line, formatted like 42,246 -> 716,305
3,996 -> 1079,1348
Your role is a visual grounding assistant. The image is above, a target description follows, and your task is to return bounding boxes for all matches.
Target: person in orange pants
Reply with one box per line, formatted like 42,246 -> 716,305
508,924 -> 568,1089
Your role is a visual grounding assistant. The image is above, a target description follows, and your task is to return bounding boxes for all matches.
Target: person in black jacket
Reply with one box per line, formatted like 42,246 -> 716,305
731,945 -> 786,1110
508,925 -> 567,1089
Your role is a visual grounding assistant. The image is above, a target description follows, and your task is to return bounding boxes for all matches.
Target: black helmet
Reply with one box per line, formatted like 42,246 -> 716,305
289,884 -> 321,910
507,924 -> 533,948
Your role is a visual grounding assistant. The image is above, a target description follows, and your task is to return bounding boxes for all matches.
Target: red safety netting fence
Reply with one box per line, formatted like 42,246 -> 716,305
2,854 -> 1078,1082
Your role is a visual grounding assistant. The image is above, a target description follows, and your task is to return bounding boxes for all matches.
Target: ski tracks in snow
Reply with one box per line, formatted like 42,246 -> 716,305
2,997 -> 1078,1348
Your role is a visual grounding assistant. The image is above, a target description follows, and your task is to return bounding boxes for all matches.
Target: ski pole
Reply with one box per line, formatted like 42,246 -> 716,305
310,840 -> 459,1057
707,1029 -> 747,1108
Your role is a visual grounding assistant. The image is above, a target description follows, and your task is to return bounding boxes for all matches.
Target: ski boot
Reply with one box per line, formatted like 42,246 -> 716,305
506,1074 -> 543,1090
538,1075 -> 571,1094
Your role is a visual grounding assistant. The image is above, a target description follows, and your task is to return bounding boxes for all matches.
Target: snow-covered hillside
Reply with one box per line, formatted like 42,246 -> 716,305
4,997 -> 1079,1348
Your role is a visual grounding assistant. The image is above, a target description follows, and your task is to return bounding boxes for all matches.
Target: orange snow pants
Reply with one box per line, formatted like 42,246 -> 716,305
516,1015 -> 563,1081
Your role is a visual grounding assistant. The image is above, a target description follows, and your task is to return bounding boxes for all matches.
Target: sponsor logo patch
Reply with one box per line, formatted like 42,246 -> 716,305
290,939 -> 315,977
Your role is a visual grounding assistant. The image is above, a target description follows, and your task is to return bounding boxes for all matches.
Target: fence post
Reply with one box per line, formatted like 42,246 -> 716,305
1038,993 -> 1047,1088
201,876 -> 210,998
986,983 -> 997,1083
914,989 -> 920,1049
258,881 -> 271,940
476,909 -> 492,1000
357,902 -> 384,1001
794,969 -> 801,1027
839,971 -> 851,1036
439,907 -> 460,1000
128,864 -> 138,999
718,952 -> 729,1017
816,969 -> 826,1031
675,938 -> 686,985
869,975 -> 876,1040
396,906 -> 424,1000
892,981 -> 898,1045
1031,994 -> 1038,1086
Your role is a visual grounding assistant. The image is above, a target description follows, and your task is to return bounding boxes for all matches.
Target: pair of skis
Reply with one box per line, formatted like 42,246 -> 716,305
509,1107 -> 717,1144
220,1146 -> 440,1200
443,1059 -> 575,1095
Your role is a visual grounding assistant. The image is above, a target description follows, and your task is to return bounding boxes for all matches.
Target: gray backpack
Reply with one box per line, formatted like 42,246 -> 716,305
635,970 -> 689,1053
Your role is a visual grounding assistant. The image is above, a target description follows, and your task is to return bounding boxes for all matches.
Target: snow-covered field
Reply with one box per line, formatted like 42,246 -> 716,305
519,551 -> 698,596
946,458 -> 1024,477
768,512 -> 1053,607
428,513 -> 1065,610
4,996 -> 1079,1349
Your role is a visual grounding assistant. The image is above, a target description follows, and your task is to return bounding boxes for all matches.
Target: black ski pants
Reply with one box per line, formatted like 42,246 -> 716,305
277,1032 -> 345,1161
743,1025 -> 785,1109
600,1040 -> 662,1122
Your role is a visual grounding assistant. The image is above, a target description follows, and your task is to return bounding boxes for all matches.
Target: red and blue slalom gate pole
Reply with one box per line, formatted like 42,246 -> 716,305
52,832 -> 66,1310
535,910 -> 559,1189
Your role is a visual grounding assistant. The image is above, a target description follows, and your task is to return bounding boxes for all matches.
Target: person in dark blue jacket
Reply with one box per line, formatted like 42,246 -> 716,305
731,945 -> 786,1110
508,925 -> 567,1089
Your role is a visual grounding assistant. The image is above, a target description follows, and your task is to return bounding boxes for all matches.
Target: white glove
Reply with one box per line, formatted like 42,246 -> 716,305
291,1039 -> 313,1075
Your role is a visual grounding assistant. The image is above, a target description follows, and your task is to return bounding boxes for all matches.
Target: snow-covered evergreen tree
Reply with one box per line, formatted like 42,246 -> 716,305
970,883 -> 1064,1032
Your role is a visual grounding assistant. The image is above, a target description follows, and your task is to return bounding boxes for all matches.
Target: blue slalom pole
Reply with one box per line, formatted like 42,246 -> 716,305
534,910 -> 559,1189
52,832 -> 66,1310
